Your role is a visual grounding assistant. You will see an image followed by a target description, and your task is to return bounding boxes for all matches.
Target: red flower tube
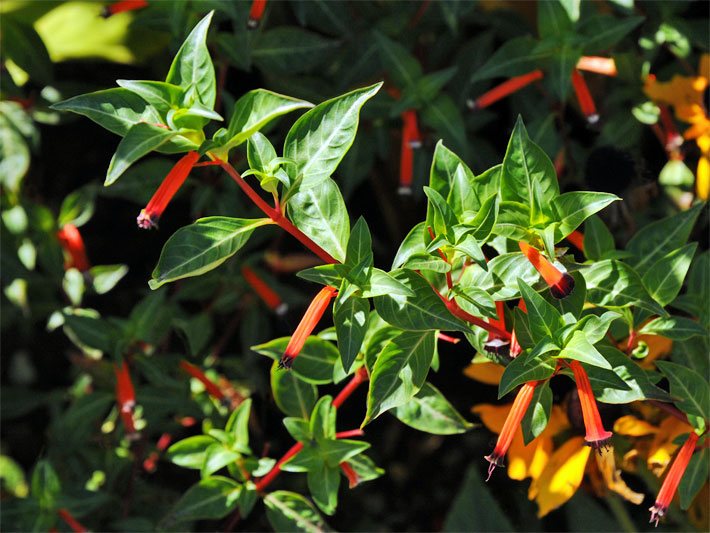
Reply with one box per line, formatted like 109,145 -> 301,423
469,70 -> 544,110
101,0 -> 148,18
143,432 -> 172,473
137,151 -> 200,229
649,431 -> 700,526
114,360 -> 137,436
571,70 -> 599,124
485,301 -> 511,356
659,104 -> 683,151
340,461 -> 360,488
567,230 -> 585,253
241,265 -> 287,315
280,285 -> 337,368
518,241 -> 574,299
576,56 -> 617,77
57,508 -> 87,533
485,381 -> 538,480
247,0 -> 267,29
569,361 -> 612,449
179,360 -> 226,402
57,224 -> 90,272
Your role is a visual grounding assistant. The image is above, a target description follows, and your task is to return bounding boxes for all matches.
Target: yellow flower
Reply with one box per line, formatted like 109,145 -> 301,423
463,361 -> 504,385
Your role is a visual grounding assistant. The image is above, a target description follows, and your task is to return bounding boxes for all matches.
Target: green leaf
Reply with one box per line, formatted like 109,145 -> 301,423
287,178 -> 350,262
576,14 -> 644,54
166,435 -> 216,469
1,17 -> 52,85
307,464 -> 340,516
270,361 -> 318,419
364,330 -> 436,424
58,185 -> 96,228
626,202 -> 703,275
656,361 -> 709,422
225,89 -> 313,148
538,0 -> 574,38
589,346 -> 670,404
553,192 -> 619,239
165,12 -> 216,108
394,382 -> 473,435
545,43 -> 581,101
297,264 -> 343,287
498,348 -> 557,398
105,123 -> 178,185
346,453 -> 385,484
430,141 -> 475,207
264,490 -> 330,532
51,88 -> 163,137
31,460 -> 60,510
583,215 -> 615,261
557,331 -> 612,369
149,217 -> 269,289
679,447 -> 708,510
254,337 -> 338,385
359,269 -> 414,298
373,32 -> 422,89
443,464 -> 514,532
638,316 -> 706,341
89,264 -> 128,294
373,270 -> 468,331
202,443 -> 242,477
253,27 -> 339,75
583,259 -> 666,316
284,83 -> 382,189
500,117 -> 559,220
642,243 -> 697,307
518,280 -> 564,344
334,292 -> 369,373
424,186 -> 458,242
226,398 -> 252,450
522,381 -> 553,444
344,217 -> 373,270
116,80 -> 184,114
403,253 -> 451,273
310,395 -> 336,442
576,310 -> 621,344
421,94 -> 468,157
246,131 -> 278,175
471,36 -> 550,82
161,476 -> 240,525
392,222 -> 428,269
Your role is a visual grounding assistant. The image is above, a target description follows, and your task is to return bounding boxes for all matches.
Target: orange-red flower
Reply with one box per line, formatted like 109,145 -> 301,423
519,241 -> 574,299
280,285 -> 337,368
57,224 -> 90,272
247,0 -> 267,29
650,431 -> 700,526
137,151 -> 200,229
569,361 -> 613,449
179,360 -> 226,403
101,0 -> 148,18
571,70 -> 599,123
114,360 -> 137,436
470,70 -> 544,110
241,265 -> 287,315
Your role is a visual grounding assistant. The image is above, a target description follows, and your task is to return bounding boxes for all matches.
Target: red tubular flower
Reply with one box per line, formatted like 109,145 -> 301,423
518,241 -> 574,299
437,332 -> 460,344
485,381 -> 538,480
398,116 -> 415,195
241,265 -> 287,315
280,286 -> 337,368
569,361 -> 612,449
100,0 -> 148,18
179,360 -> 226,402
576,56 -> 617,77
57,508 -> 87,533
340,461 -> 360,488
57,224 -> 90,272
114,360 -> 137,436
137,151 -> 200,229
469,70 -> 544,110
247,0 -> 267,29
402,110 -> 421,149
485,301 -> 511,356
264,251 -> 323,273
649,431 -> 700,526
658,104 -> 683,151
567,230 -> 585,253
143,432 -> 172,473
509,298 -> 526,358
571,70 -> 599,124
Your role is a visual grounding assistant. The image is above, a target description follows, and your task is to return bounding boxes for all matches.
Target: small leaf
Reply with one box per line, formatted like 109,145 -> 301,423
638,316 -> 706,340
557,331 -> 612,369
166,435 -> 216,469
89,264 -> 128,294
552,192 -> 619,239
161,476 -> 240,525
334,291 -> 369,373
518,280 -> 564,344
270,361 -> 318,419
656,361 -> 709,423
583,215 -> 615,261
105,123 -> 178,185
264,490 -> 330,532
254,337 -> 338,385
642,243 -> 697,307
522,381 -> 553,444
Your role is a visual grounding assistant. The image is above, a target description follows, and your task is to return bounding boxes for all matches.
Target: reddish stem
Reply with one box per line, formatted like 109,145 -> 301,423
217,160 -> 337,265
57,509 -> 87,533
626,330 -> 637,353
254,368 -> 369,492
427,227 -> 453,289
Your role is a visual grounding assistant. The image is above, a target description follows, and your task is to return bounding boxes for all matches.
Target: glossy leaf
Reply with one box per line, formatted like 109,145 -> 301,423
471,36 -> 549,82
284,83 -> 381,189
679,447 -> 709,510
394,382 -> 473,435
264,490 -> 330,532
364,330 -> 436,424
499,347 -> 557,398
254,336 -> 338,385
583,215 -> 615,261
334,291 -> 369,373
165,12 -> 216,108
656,361 -> 709,422
150,217 -> 270,289
552,192 -> 619,240
287,178 -> 350,262
253,27 -> 339,75
557,331 -> 612,369
161,476 -> 240,525
522,381 -> 553,444
638,316 -> 706,341
518,280 -> 564,344
166,435 -> 216,469
642,243 -> 697,307
116,80 -> 184,114
270,361 -> 318,419
105,123 -> 178,185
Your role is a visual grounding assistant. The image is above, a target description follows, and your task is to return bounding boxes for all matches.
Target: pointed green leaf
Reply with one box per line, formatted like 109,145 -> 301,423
307,465 -> 340,516
253,337 -> 338,384
334,292 -> 369,373
656,361 -> 709,422
553,192 -> 619,239
518,280 -> 564,344
679,447 -> 709,510
642,243 -> 697,307
394,382 -> 473,435
557,331 -> 612,369
150,217 -> 269,289
116,80 -> 184,114
161,476 -> 240,525
284,83 -> 382,189
270,361 -> 318,419
522,381 -> 552,444
499,348 -> 557,398
105,123 -> 178,185
583,215 -> 615,261
264,490 -> 330,532
639,316 -> 706,341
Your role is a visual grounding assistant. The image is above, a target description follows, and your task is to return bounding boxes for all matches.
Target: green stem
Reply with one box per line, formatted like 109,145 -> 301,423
605,494 -> 637,533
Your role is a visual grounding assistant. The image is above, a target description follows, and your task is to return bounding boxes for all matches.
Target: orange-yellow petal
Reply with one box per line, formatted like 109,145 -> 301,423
636,334 -> 674,368
464,362 -> 504,385
614,415 -> 659,436
648,417 -> 693,476
594,446 -> 644,504
531,437 -> 591,517
697,155 -> 710,201
472,403 -> 509,434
